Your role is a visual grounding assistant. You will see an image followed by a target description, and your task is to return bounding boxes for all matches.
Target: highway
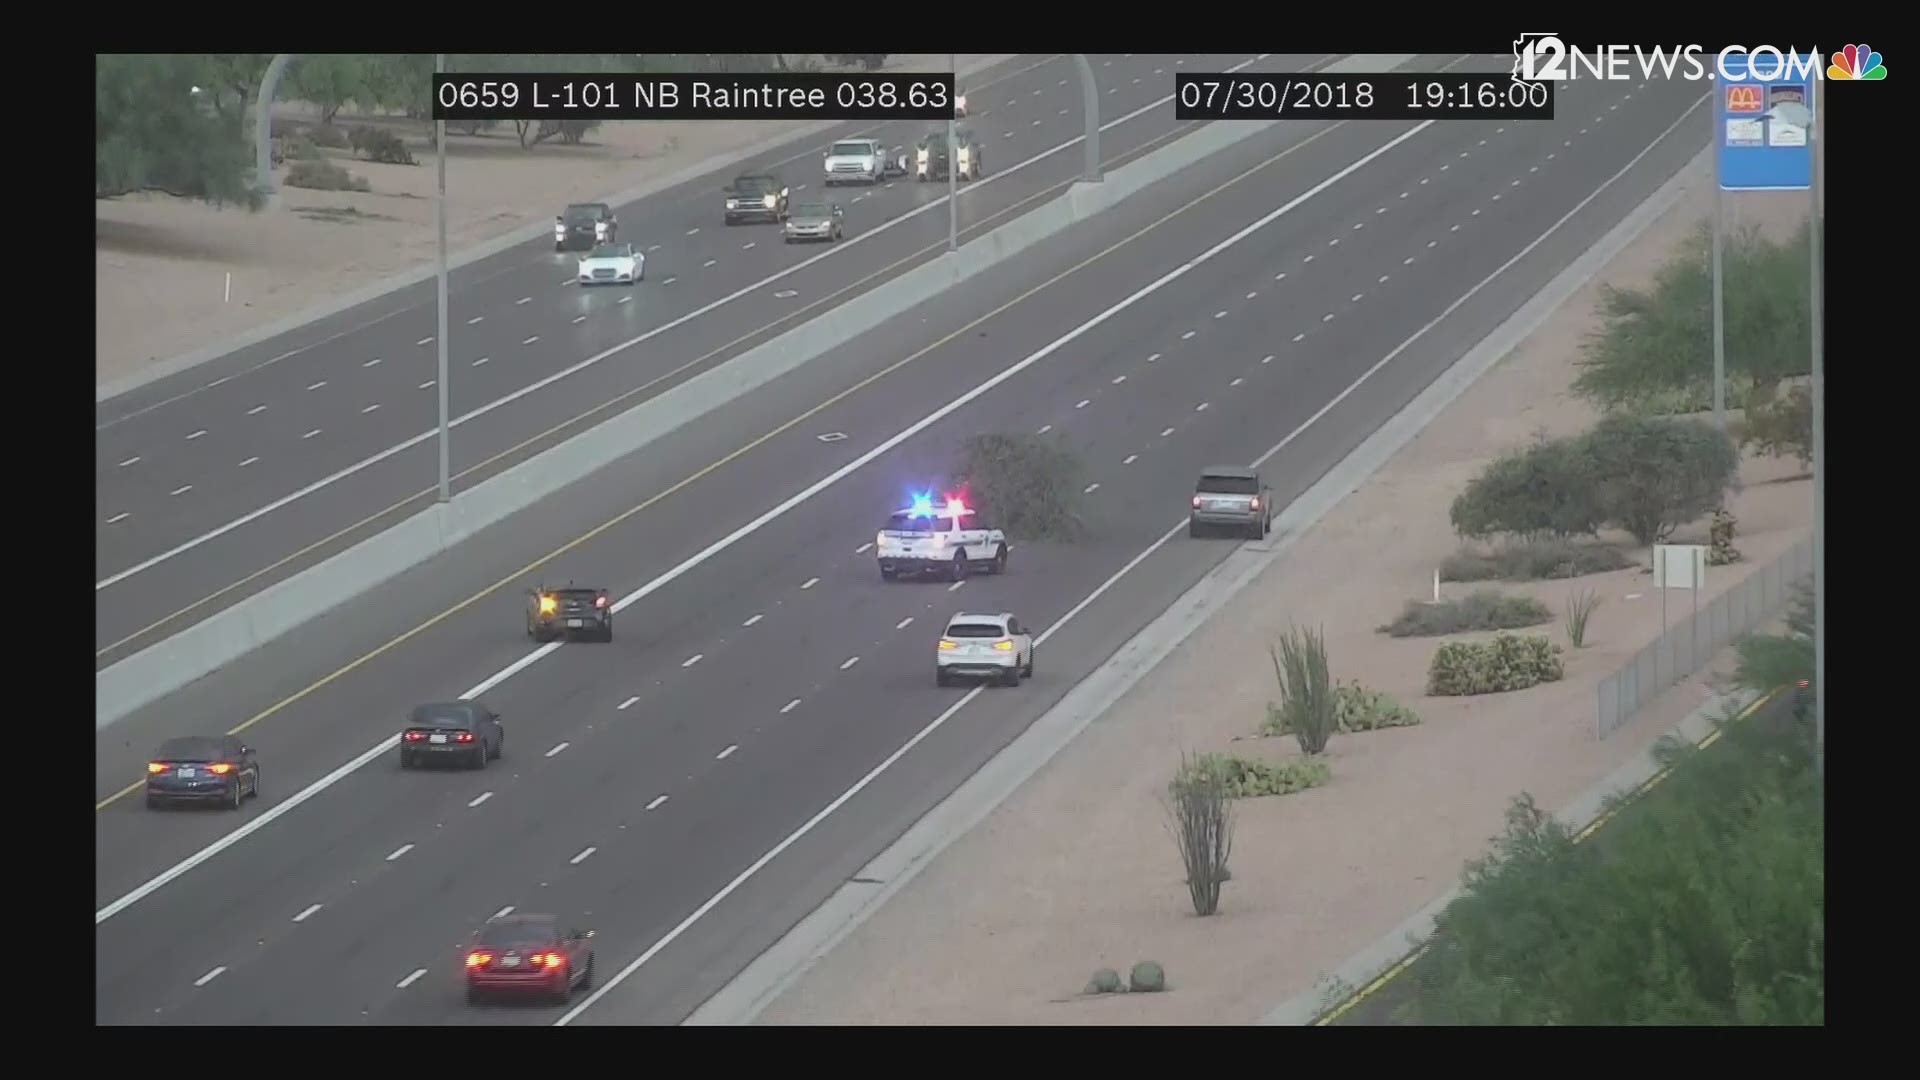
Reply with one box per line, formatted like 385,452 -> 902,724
92,52 -> 1298,665
94,59 -> 1711,1025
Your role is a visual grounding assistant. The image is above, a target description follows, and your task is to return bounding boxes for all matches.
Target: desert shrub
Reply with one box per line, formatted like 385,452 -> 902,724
1404,721 -> 1823,1024
1269,626 -> 1336,754
1269,680 -> 1421,735
1085,967 -> 1122,994
1707,507 -> 1743,566
1427,634 -> 1565,696
1440,539 -> 1634,583
1129,961 -> 1167,993
1182,752 -> 1330,798
1740,383 -> 1813,467
305,122 -> 351,149
551,119 -> 600,145
349,124 -> 416,165
1582,414 -> 1741,547
949,432 -> 1087,541
1164,751 -> 1234,917
1573,218 -> 1813,413
1564,588 -> 1602,648
1379,590 -> 1552,637
285,160 -> 370,192
1450,435 -> 1600,540
1734,582 -> 1814,697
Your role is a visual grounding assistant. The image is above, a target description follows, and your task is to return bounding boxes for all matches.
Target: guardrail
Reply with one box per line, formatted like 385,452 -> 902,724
1595,535 -> 1813,739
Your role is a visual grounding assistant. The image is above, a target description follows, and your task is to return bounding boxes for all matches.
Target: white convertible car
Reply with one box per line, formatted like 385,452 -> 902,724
576,242 -> 644,286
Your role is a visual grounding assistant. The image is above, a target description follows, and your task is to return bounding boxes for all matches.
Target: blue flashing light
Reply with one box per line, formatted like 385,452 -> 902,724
908,492 -> 935,518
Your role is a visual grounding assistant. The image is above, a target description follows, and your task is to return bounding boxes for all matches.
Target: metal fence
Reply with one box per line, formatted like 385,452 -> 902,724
1595,536 -> 1814,739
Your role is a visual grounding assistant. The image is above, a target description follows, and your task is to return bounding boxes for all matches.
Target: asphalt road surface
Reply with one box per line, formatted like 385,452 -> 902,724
94,60 -> 1711,1025
93,52 -> 1304,665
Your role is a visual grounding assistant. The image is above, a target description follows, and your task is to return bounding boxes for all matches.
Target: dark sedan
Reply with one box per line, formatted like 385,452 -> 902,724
465,914 -> 596,1006
527,584 -> 614,643
399,701 -> 504,770
146,735 -> 260,810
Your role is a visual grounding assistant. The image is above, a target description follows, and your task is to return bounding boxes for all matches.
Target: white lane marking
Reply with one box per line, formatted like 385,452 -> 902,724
703,259 -> 717,268
1262,354 -> 1275,364
1160,427 -> 1175,438
97,67 -> 1272,596
473,356 -> 490,366
1304,254 -> 1315,263
1292,332 -> 1306,342
1351,293 -> 1365,303
743,242 -> 756,250
780,699 -> 801,714
1329,238 -> 1340,246
1355,220 -> 1366,228
1147,352 -> 1161,363
839,656 -> 860,671
618,696 -> 639,710
361,404 -> 381,414
1180,330 -> 1196,340
293,903 -> 322,922
522,336 -> 540,345
1275,272 -> 1287,280
418,380 -> 436,390
1075,399 -> 1090,409
572,315 -> 587,324
118,456 -> 141,467
1031,119 -> 1041,127
468,791 -> 493,807
239,456 -> 259,467
570,847 -> 597,865
773,290 -> 799,299
1195,402 -> 1210,412
386,844 -> 413,861
397,968 -> 428,989
1404,256 -> 1414,265
1059,109 -> 1068,116
1379,275 -> 1390,283
618,296 -> 632,305
194,967 -> 226,987
207,376 -> 230,388
1420,177 -> 1430,185
801,577 -> 819,590
186,429 -> 206,441
1112,375 -> 1127,385
1246,291 -> 1258,300
516,296 -> 532,305
682,654 -> 703,668
1322,313 -> 1335,322
306,381 -> 327,392
467,316 -> 484,325
302,429 -> 322,439
546,742 -> 570,758
855,542 -> 872,554
1400,191 -> 1409,198
364,357 -> 383,367
646,795 -> 669,811
948,580 -> 966,592
493,905 -> 515,919
1037,424 -> 1053,434
570,98 -> 1713,1027
1472,208 -> 1482,216
895,617 -> 914,630
743,614 -> 764,627
1230,377 -> 1244,387
1512,178 -> 1522,186
108,512 -> 131,524
416,337 -> 434,347
648,244 -> 662,252
170,485 -> 194,497
1214,310 -> 1227,319
717,744 -> 738,760
687,227 -> 700,236
1123,454 -> 1138,465
1428,240 -> 1438,247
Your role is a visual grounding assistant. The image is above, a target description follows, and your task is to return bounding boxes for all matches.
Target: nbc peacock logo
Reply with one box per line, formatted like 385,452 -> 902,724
1827,44 -> 1887,80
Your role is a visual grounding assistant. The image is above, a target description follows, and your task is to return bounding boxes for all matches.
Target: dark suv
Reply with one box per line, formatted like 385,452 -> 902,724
399,701 -> 505,770
527,583 -> 614,642
555,203 -> 617,252
723,171 -> 789,225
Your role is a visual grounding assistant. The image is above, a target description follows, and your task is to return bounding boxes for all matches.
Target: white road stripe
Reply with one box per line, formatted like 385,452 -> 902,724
302,429 -> 322,439
169,485 -> 193,497
646,795 -> 668,811
362,404 -> 381,414
386,844 -> 413,861
895,617 -> 914,630
1075,399 -> 1090,409
239,457 -> 259,467
839,656 -> 860,670
1147,352 -> 1160,363
855,542 -> 872,554
1160,427 -> 1175,438
682,654 -> 703,668
468,316 -> 484,325
1112,375 -> 1126,384
194,967 -> 226,987
306,381 -> 327,391
419,380 -> 435,390
363,357 -> 383,366
618,696 -> 639,710
1123,454 -> 1138,464
293,903 -> 322,922
1262,355 -> 1275,364
1084,482 -> 1101,494
1292,333 -> 1306,342
717,745 -> 738,760
743,614 -> 764,627
118,456 -> 141,467
780,699 -> 801,714
468,791 -> 493,807
1181,330 -> 1196,340
572,315 -> 586,324
801,577 -> 819,590
522,336 -> 539,345
948,580 -> 966,592
1230,377 -> 1244,387
494,905 -> 515,919
546,742 -> 570,757
570,847 -> 596,865
416,337 -> 434,347
107,512 -> 131,524
473,357 -> 490,366
397,968 -> 428,989
1037,424 -> 1052,434
186,429 -> 206,440
517,296 -> 532,305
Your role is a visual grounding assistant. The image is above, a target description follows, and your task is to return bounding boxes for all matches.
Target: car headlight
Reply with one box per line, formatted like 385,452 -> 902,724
917,149 -> 928,163
762,194 -> 777,209
876,531 -> 886,547
595,222 -> 607,235
554,224 -> 566,236
958,149 -> 970,167
956,95 -> 967,111
727,198 -> 738,209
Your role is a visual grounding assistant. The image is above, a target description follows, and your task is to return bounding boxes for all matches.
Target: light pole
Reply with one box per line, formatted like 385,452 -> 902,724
1711,156 -> 1726,431
435,53 -> 451,504
947,52 -> 957,254
1072,54 -> 1100,183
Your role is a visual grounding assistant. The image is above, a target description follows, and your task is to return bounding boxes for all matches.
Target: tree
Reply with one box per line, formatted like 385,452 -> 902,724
1449,434 -> 1600,540
289,54 -> 370,125
97,54 -> 260,208
948,433 -> 1087,541
199,53 -> 273,122
1581,414 -> 1740,546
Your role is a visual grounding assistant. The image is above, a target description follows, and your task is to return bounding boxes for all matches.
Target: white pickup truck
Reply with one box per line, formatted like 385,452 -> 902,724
823,138 -> 906,186
875,497 -> 1010,581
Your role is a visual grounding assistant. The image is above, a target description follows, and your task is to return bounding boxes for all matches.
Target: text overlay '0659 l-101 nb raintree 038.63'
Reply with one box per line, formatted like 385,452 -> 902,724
433,72 -> 959,122
1176,72 -> 1555,121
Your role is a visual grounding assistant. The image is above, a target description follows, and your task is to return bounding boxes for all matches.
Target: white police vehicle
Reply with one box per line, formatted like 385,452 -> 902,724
875,494 -> 1009,582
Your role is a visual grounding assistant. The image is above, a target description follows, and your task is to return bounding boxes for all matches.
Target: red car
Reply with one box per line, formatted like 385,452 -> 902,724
464,913 -> 596,1006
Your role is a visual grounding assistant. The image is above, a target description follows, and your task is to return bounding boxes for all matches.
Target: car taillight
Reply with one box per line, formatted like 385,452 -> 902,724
993,640 -> 1015,652
466,952 -> 492,968
938,639 -> 957,651
1192,496 -> 1203,509
403,731 -> 426,742
532,952 -> 565,969
455,732 -> 475,743
595,595 -> 608,608
539,596 -> 558,614
147,762 -> 168,774
1798,679 -> 1810,689
207,763 -> 235,775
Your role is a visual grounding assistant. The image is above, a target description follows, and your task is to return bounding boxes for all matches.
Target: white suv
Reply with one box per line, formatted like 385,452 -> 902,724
935,613 -> 1035,687
875,498 -> 1010,582
823,138 -> 902,186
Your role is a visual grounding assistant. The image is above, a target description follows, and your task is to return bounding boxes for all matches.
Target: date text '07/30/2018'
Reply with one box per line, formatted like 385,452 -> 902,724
1174,73 -> 1554,122
432,72 -> 957,122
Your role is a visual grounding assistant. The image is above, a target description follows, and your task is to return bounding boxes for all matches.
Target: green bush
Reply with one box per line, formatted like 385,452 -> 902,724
1180,752 -> 1330,798
1707,507 -> 1743,566
1564,588 -> 1602,648
949,432 -> 1087,541
1269,626 -> 1337,755
1403,720 -> 1823,1024
1573,218 -> 1814,413
1449,435 -> 1599,540
284,160 -> 370,192
1734,582 -> 1814,697
1129,961 -> 1167,993
1426,634 -> 1565,696
1165,750 -> 1234,916
305,122 -> 351,149
349,124 -> 416,165
1439,540 -> 1634,583
1379,590 -> 1552,637
1085,967 -> 1122,994
1739,383 -> 1813,467
1582,414 -> 1741,547
1266,680 -> 1421,736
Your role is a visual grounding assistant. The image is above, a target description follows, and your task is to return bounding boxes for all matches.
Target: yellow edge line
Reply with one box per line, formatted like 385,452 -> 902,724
1309,687 -> 1784,1026
96,71 -> 1351,812
95,107 -> 1212,663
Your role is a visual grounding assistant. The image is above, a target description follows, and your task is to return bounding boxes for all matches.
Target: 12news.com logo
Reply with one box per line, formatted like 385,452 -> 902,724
1512,35 -> 1887,83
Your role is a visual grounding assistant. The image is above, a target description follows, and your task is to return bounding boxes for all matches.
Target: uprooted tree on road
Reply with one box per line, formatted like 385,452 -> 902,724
948,433 -> 1089,541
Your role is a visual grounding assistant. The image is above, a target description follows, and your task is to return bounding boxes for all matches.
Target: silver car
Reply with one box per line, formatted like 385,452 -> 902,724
1189,465 -> 1273,539
783,201 -> 845,244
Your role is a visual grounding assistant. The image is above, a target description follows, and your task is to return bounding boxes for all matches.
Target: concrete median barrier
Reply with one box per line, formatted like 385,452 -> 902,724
96,54 -> 1420,730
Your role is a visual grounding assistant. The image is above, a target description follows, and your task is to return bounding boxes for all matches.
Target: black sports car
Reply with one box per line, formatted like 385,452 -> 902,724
527,584 -> 614,642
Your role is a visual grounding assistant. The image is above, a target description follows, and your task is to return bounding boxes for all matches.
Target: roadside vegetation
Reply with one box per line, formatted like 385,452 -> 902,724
1378,590 -> 1551,638
950,433 -> 1088,541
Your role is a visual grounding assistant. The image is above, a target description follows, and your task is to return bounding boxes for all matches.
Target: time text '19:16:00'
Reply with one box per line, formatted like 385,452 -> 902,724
1174,72 -> 1554,122
432,72 -> 957,122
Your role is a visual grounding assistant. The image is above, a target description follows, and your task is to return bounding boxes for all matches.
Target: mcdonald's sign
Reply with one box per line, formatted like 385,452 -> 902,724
1726,84 -> 1764,112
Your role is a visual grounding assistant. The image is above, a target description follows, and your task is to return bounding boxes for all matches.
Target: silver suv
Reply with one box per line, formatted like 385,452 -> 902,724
1189,465 -> 1273,539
